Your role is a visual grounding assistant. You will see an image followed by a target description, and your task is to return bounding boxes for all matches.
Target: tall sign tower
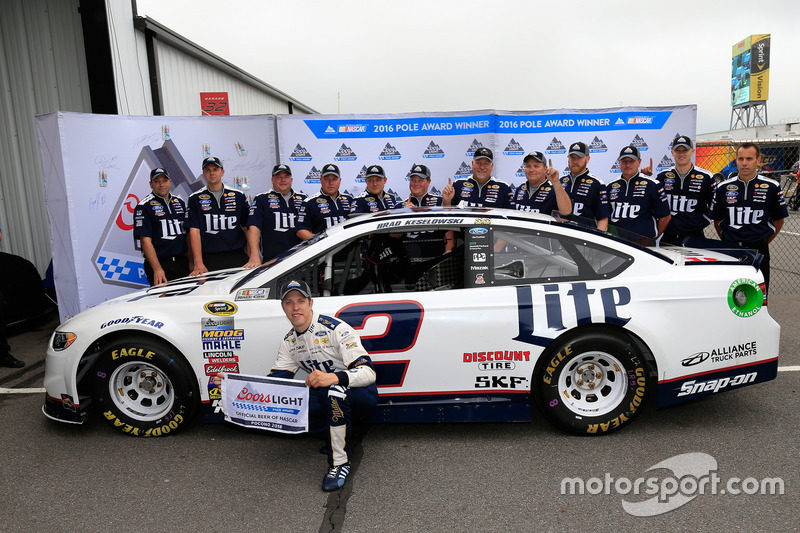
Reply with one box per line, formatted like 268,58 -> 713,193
730,34 -> 771,129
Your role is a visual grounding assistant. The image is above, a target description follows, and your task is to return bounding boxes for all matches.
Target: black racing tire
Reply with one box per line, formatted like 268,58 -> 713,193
532,329 -> 651,436
89,336 -> 199,437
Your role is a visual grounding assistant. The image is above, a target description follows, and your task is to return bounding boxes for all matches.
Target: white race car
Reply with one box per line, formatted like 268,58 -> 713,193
42,208 -> 779,436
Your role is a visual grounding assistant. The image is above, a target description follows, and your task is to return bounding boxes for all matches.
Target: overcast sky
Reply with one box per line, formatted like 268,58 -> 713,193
134,0 -> 800,134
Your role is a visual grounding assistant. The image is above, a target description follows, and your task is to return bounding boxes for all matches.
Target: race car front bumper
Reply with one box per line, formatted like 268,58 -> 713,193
42,393 -> 87,424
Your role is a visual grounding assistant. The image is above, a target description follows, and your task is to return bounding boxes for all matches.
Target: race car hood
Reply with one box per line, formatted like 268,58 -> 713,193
99,267 -> 250,307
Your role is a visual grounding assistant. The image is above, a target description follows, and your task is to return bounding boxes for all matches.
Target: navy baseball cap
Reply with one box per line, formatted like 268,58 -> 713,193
150,168 -> 169,181
202,156 -> 224,169
523,151 -> 547,164
671,135 -> 693,150
618,146 -> 641,161
473,147 -> 493,162
321,163 -> 340,178
365,165 -> 386,179
272,164 -> 292,176
568,142 -> 589,157
408,164 -> 431,179
279,279 -> 312,300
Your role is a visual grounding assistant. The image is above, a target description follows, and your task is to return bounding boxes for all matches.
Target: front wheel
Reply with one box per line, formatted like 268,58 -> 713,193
532,329 -> 651,436
90,336 -> 199,437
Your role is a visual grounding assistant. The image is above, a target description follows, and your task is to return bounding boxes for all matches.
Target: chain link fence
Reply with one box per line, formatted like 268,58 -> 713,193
695,140 -> 800,294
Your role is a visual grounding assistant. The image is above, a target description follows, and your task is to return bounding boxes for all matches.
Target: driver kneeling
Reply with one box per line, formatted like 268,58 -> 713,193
269,280 -> 378,491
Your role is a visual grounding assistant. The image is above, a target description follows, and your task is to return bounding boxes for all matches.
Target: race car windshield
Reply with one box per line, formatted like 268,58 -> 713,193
231,232 -> 329,291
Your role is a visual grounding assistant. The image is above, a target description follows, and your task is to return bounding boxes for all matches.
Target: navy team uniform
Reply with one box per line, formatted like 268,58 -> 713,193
404,194 -> 447,258
133,193 -> 189,283
712,175 -> 789,290
451,176 -> 513,208
269,312 -> 378,470
248,189 -> 307,260
607,174 -> 671,239
352,191 -> 401,213
186,186 -> 250,270
295,192 -> 355,235
656,166 -> 716,243
512,181 -> 560,215
560,171 -> 610,225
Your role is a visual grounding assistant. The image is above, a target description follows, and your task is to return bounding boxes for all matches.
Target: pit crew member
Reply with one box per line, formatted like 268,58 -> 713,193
607,145 -> 671,242
559,141 -> 610,230
352,165 -> 401,213
655,135 -> 716,245
186,156 -> 252,275
442,147 -> 513,208
133,168 -> 189,285
511,151 -> 572,217
296,164 -> 355,240
245,164 -> 307,264
402,163 -> 454,257
712,142 -> 788,291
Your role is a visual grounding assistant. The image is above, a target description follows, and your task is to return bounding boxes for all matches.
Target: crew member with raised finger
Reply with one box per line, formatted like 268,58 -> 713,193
511,152 -> 572,217
442,147 -> 513,208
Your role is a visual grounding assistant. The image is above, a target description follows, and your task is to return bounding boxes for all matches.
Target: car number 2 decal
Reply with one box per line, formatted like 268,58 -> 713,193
336,300 -> 423,353
336,301 -> 424,388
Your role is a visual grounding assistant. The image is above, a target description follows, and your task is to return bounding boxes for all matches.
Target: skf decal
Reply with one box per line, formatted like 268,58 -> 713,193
474,376 -> 528,388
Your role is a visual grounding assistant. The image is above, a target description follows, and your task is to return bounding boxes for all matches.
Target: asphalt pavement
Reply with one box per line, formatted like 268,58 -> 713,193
1,296 -> 798,532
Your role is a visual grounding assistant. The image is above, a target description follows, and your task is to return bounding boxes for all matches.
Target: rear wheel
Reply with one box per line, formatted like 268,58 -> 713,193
532,329 -> 651,435
90,336 -> 199,437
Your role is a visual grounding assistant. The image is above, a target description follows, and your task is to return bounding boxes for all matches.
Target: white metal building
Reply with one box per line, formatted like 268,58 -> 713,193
0,0 -> 316,274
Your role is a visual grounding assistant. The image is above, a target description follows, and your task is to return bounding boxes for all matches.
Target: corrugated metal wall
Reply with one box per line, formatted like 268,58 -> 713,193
0,0 -> 91,273
0,2 -> 314,275
154,40 -> 297,116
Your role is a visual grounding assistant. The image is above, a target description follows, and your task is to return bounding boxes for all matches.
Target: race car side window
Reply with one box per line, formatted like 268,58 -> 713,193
277,230 -> 465,296
491,229 -> 631,284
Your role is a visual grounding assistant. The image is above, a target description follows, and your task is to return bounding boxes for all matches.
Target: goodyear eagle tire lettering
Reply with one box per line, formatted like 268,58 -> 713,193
532,329 -> 651,436
90,336 -> 199,437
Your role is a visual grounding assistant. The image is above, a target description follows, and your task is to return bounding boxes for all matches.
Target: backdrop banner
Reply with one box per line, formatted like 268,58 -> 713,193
36,112 -> 276,320
37,106 -> 694,318
278,106 -> 696,198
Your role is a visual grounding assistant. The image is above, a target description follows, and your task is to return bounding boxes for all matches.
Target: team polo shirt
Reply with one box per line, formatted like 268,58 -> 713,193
133,192 -> 187,258
452,176 -> 513,208
712,175 -> 789,243
403,193 -> 446,258
607,174 -> 671,239
186,186 -> 249,253
248,189 -> 307,260
656,166 -> 716,236
295,191 -> 355,235
407,194 -> 443,208
511,180 -> 561,215
560,170 -> 610,223
352,190 -> 401,213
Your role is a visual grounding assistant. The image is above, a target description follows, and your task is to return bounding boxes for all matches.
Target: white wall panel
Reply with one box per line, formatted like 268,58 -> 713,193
155,41 -> 290,116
